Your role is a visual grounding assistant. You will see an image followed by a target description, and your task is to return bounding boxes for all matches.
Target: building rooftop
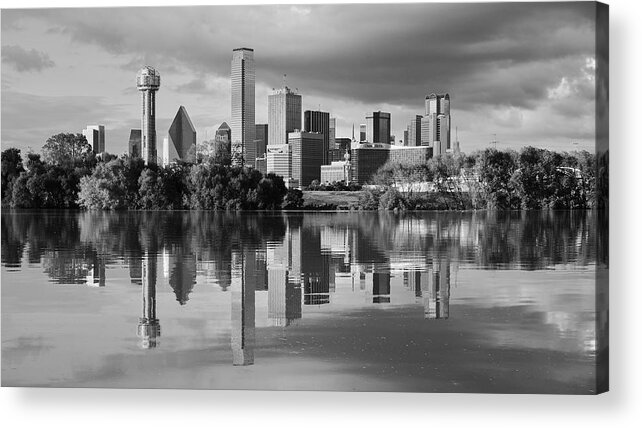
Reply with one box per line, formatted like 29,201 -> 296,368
137,66 -> 160,88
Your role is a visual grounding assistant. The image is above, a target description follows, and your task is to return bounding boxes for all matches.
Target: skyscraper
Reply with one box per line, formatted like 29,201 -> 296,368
407,115 -> 422,146
266,144 -> 292,181
128,129 -> 141,158
359,124 -> 367,142
162,105 -> 196,166
424,93 -> 451,156
136,66 -> 161,165
329,117 -> 336,149
268,86 -> 301,147
365,111 -> 391,144
230,48 -> 255,166
255,124 -> 268,157
289,131 -> 324,187
82,125 -> 105,153
216,122 -> 231,144
304,110 -> 330,165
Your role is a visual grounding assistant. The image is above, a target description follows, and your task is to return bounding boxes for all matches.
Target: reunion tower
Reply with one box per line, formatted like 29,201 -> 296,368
137,66 -> 161,165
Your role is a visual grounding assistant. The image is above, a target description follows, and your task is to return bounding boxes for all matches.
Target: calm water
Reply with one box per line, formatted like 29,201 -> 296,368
1,210 -> 606,393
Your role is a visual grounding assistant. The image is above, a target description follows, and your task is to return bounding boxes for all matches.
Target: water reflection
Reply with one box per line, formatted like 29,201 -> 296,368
231,250 -> 255,365
1,210 -> 603,371
137,253 -> 160,349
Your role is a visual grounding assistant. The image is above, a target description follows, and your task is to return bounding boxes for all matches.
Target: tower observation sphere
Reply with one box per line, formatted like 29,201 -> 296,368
137,66 -> 161,165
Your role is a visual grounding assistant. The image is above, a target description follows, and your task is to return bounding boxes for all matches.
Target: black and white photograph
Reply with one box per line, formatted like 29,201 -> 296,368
1,0 -> 610,402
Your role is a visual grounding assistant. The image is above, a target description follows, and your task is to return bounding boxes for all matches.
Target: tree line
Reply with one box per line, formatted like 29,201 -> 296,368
357,147 -> 606,211
1,132 -> 607,211
2,133 -> 290,210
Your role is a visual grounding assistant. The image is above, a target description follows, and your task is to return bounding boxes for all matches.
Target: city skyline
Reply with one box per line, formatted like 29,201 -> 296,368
1,2 -> 600,156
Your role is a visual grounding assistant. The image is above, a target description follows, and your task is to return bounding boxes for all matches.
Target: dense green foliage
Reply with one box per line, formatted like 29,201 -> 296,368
78,158 -> 287,210
2,134 -> 605,212
2,133 -> 287,210
358,147 -> 601,211
4,134 -> 98,208
1,148 -> 25,204
42,133 -> 94,166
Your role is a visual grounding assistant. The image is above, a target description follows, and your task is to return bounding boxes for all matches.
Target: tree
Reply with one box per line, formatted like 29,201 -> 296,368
1,148 -> 24,204
475,148 -> 519,209
282,188 -> 304,209
42,133 -> 93,166
9,152 -> 88,209
77,157 -> 145,210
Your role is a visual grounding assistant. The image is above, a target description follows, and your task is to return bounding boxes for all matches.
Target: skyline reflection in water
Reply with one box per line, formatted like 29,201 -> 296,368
1,211 -> 605,393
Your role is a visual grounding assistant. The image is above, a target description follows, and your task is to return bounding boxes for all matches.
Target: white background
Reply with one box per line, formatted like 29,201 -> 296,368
1,0 -> 640,426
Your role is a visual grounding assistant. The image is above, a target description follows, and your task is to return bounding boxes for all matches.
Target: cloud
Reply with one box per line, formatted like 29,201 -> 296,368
0,90 -> 132,153
173,78 -> 211,94
1,44 -> 55,72
1,3 -> 600,152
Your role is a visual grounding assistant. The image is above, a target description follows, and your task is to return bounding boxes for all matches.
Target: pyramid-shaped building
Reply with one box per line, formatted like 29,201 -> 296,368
163,106 -> 196,166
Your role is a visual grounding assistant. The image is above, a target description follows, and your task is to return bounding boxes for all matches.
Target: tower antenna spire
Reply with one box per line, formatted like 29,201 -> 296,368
283,74 -> 287,89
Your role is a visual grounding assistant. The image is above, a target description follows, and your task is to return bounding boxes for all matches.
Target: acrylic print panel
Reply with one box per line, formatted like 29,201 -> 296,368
0,2 -> 609,394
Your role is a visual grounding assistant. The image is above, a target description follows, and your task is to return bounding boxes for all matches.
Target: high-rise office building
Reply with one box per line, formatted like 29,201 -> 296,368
304,110 -> 330,165
162,106 -> 196,166
255,124 -> 268,157
215,121 -> 231,145
268,86 -> 301,147
350,143 -> 432,184
289,131 -> 324,187
365,111 -> 391,144
424,93 -> 451,156
230,48 -> 255,166
82,125 -> 105,154
246,124 -> 267,167
403,129 -> 409,146
255,155 -> 267,175
425,93 -> 451,116
407,115 -> 422,147
329,117 -> 336,150
136,66 -> 161,165
421,115 -> 432,146
359,124 -> 367,142
266,144 -> 292,179
128,129 -> 141,158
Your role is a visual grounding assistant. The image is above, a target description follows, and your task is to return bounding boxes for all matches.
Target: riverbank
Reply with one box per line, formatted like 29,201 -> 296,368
301,190 -> 472,210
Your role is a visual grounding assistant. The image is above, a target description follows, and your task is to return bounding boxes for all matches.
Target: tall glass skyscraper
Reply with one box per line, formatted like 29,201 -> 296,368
424,93 -> 451,155
268,86 -> 301,147
230,48 -> 255,166
304,110 -> 330,165
365,111 -> 391,144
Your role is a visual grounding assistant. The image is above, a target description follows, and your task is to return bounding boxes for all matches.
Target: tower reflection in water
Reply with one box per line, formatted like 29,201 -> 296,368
137,253 -> 160,349
403,258 -> 452,320
426,258 -> 450,319
230,250 -> 255,366
372,272 -> 391,303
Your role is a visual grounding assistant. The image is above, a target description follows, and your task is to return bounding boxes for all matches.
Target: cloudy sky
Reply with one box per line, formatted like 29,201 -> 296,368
1,2 -> 600,156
